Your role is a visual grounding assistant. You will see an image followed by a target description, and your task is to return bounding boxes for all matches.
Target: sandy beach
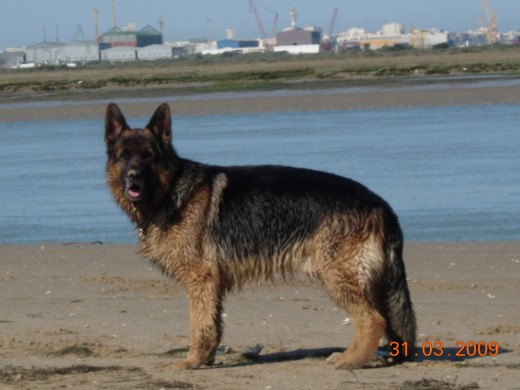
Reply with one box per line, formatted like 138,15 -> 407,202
1,242 -> 519,389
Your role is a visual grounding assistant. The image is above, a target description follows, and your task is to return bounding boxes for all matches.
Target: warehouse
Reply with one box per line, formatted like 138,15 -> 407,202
100,46 -> 136,61
274,27 -> 322,54
136,44 -> 173,60
216,39 -> 259,50
275,27 -> 321,46
99,25 -> 163,49
56,41 -> 99,63
25,42 -> 66,64
25,41 -> 99,64
274,8 -> 322,54
0,49 -> 26,68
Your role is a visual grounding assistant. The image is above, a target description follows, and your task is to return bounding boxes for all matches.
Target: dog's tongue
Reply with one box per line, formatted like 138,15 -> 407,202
128,187 -> 142,199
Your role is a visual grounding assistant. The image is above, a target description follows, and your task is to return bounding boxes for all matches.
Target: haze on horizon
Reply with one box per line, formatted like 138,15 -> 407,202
1,0 -> 518,50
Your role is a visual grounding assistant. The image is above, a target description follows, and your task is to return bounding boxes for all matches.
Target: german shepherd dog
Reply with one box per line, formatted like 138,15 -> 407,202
104,103 -> 416,370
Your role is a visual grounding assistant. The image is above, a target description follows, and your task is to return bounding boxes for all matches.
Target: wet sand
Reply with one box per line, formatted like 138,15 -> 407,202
2,79 -> 520,122
1,242 -> 519,389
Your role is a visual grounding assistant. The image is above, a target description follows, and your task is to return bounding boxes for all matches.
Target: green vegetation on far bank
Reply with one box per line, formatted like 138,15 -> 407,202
1,45 -> 520,99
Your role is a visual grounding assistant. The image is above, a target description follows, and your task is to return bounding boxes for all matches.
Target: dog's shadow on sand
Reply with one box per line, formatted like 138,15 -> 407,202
209,344 -> 510,368
239,347 -> 344,365
411,345 -> 509,364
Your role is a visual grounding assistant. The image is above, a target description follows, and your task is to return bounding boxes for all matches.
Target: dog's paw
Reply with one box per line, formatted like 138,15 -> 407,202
325,352 -> 343,365
326,351 -> 365,370
331,353 -> 388,370
175,354 -> 215,370
175,358 -> 203,370
333,358 -> 362,370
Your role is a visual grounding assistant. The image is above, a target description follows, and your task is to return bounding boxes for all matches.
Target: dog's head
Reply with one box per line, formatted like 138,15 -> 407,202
104,103 -> 177,206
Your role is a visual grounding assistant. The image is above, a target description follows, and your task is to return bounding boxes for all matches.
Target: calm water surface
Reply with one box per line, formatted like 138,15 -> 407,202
0,103 -> 519,243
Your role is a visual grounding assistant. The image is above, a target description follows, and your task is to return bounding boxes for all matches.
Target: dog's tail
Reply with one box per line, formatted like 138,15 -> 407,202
380,226 -> 417,362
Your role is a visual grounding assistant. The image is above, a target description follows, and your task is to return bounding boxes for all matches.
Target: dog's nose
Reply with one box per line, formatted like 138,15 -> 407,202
126,169 -> 140,179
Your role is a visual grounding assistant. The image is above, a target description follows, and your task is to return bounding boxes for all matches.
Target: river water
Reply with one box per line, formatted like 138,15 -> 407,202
0,99 -> 518,243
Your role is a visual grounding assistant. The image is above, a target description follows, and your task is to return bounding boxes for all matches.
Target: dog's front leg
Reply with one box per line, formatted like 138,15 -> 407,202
176,274 -> 223,369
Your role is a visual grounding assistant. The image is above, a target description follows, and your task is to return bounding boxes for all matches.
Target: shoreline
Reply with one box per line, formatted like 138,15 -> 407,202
2,77 -> 520,122
2,239 -> 519,248
2,238 -> 520,246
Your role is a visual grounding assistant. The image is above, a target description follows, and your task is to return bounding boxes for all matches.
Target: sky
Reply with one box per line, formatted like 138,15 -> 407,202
1,0 -> 518,50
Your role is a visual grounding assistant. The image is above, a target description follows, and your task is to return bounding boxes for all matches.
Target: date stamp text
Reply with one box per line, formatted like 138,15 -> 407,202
389,341 -> 499,358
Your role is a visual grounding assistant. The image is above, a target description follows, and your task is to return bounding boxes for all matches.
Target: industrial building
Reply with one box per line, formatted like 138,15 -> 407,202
276,27 -> 321,46
7,1 -> 515,67
22,24 -> 166,64
274,8 -> 322,54
25,41 -> 99,64
216,39 -> 259,50
334,22 -> 449,50
100,46 -> 136,61
137,44 -> 173,60
99,25 -> 163,49
25,42 -> 65,64
409,29 -> 449,48
0,49 -> 26,68
62,41 -> 100,62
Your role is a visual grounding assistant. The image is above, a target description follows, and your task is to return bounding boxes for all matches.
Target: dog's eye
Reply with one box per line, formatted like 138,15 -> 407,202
142,149 -> 154,160
119,148 -> 130,161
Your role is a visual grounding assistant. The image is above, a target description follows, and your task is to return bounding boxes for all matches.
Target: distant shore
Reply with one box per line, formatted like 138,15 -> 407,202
3,46 -> 520,121
2,77 -> 520,122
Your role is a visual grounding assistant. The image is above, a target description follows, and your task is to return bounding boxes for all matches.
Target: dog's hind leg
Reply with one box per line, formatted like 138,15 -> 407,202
176,269 -> 224,369
325,298 -> 386,369
321,236 -> 387,369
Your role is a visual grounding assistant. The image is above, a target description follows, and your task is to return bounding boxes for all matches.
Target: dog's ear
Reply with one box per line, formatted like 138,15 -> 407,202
146,103 -> 172,145
105,103 -> 129,144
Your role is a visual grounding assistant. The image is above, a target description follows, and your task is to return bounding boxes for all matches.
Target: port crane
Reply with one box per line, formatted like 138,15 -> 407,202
328,8 -> 338,38
249,0 -> 267,40
158,16 -> 164,35
261,5 -> 278,39
481,0 -> 498,44
93,7 -> 100,41
111,0 -> 117,27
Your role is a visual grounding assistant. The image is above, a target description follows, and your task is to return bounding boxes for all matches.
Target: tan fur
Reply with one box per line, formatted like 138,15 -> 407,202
105,103 -> 415,370
135,185 -> 388,369
140,184 -> 222,368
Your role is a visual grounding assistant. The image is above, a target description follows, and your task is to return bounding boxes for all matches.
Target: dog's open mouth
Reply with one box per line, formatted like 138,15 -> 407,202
126,183 -> 144,201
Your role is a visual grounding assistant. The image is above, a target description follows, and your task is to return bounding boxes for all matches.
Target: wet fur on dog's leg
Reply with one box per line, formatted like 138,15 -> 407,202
176,268 -> 224,369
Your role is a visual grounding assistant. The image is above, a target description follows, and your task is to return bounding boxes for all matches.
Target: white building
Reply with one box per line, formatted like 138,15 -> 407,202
226,28 -> 236,40
26,41 -> 99,64
273,44 -> 320,54
410,29 -> 449,48
25,42 -> 65,64
137,44 -> 173,60
336,24 -> 409,50
0,49 -> 26,68
382,23 -> 405,37
337,28 -> 367,42
193,41 -> 217,54
100,46 -> 136,61
58,41 -> 99,63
